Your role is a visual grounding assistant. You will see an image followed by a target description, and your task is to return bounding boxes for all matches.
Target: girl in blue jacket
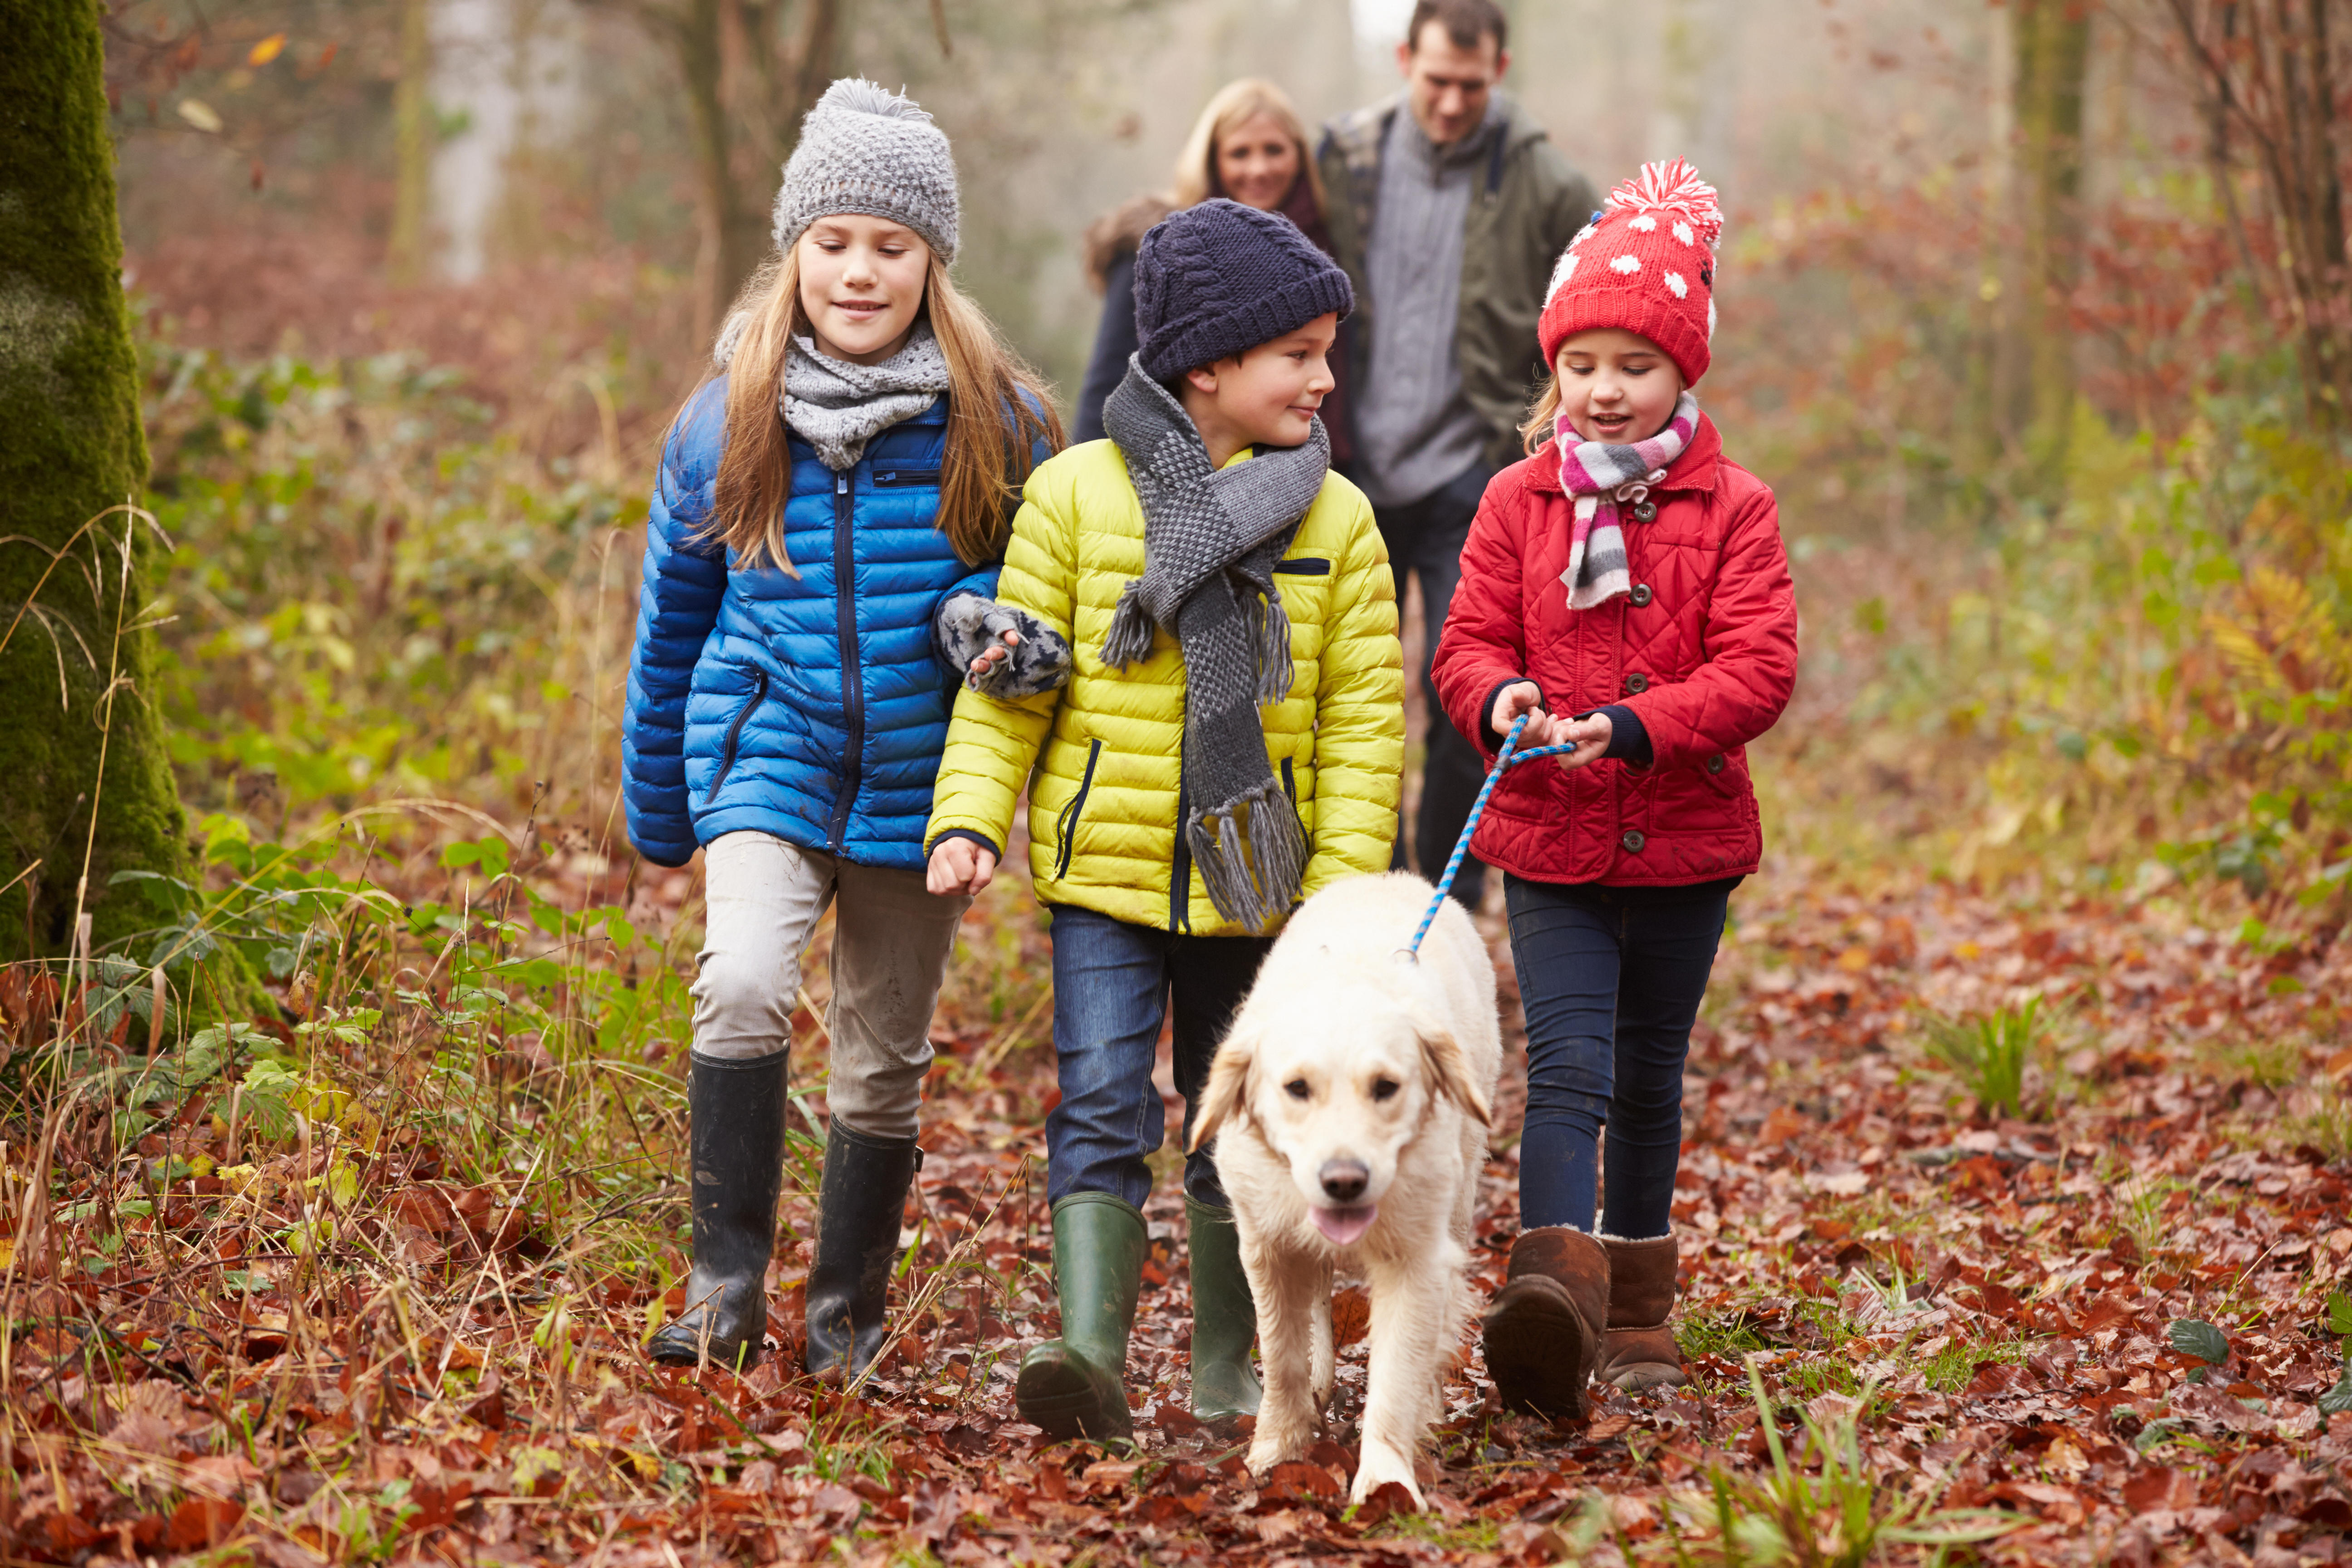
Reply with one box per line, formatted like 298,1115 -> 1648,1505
623,79 -> 1063,1377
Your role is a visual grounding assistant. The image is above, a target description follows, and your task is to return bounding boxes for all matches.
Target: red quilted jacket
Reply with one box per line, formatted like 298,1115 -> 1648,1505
1432,415 -> 1798,886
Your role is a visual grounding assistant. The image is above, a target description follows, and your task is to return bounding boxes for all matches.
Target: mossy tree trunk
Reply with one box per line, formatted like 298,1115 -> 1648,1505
0,0 -> 190,964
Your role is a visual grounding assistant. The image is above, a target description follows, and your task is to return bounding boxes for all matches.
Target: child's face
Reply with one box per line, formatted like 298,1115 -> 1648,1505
796,216 -> 931,364
1181,312 -> 1339,455
1553,328 -> 1684,445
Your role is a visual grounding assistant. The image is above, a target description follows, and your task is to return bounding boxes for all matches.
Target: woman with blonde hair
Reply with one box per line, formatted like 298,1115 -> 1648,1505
623,79 -> 1066,1378
1073,78 -> 1350,454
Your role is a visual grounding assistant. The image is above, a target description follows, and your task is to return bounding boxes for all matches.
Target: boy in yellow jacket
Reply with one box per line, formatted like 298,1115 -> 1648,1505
925,199 -> 1402,1439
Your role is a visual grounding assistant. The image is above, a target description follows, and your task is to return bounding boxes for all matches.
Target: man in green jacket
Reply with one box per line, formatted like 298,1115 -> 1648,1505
1317,0 -> 1597,911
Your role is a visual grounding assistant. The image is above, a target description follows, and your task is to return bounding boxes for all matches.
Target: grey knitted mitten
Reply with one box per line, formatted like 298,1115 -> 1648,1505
933,591 -> 1073,700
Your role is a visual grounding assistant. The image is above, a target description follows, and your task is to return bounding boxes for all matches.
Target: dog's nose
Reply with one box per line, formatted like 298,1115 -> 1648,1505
1318,1159 -> 1369,1204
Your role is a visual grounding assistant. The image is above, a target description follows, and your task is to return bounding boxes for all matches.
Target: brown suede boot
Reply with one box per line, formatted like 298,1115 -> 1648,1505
1480,1227 -> 1611,1420
1597,1233 -> 1687,1391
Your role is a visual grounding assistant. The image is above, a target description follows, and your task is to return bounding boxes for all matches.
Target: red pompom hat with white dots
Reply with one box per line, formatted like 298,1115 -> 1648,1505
1538,158 -> 1724,387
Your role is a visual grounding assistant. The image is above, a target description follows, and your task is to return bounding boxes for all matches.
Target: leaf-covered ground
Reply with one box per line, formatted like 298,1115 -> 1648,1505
3,843 -> 2350,1566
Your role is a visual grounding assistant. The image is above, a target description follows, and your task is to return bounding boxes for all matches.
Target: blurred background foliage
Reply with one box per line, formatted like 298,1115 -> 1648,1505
94,0 -> 2352,922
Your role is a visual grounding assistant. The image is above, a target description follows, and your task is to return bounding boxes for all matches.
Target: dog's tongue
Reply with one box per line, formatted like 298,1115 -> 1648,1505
1311,1205 -> 1378,1246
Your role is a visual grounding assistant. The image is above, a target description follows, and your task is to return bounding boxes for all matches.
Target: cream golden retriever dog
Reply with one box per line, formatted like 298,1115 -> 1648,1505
1188,872 -> 1499,1508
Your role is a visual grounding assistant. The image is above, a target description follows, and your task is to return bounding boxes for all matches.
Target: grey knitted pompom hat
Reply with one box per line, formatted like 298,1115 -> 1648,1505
770,78 -> 959,262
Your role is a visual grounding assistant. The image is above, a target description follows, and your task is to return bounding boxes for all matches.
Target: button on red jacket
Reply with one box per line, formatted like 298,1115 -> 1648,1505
1432,414 -> 1798,887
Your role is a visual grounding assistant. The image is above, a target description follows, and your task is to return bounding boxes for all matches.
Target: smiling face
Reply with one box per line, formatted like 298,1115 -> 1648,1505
1552,327 -> 1685,445
1177,312 -> 1339,467
1397,20 -> 1507,148
794,214 -> 932,363
1214,111 -> 1303,212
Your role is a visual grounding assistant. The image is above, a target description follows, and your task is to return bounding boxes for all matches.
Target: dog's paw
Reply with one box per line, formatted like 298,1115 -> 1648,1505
1348,1442 -> 1423,1509
1245,1428 -> 1307,1482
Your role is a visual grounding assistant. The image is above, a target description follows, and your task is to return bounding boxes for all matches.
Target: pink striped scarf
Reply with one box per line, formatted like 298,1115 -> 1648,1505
1553,391 -> 1701,610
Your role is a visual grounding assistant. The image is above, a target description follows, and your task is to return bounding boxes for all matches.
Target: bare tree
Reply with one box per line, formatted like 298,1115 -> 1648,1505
389,0 -> 434,285
2014,0 -> 2092,485
591,0 -> 849,334
2162,0 -> 2352,431
1969,0 -> 2093,502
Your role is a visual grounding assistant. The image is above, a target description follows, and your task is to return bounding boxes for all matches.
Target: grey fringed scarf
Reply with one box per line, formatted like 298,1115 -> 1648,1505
710,312 -> 951,473
1100,357 -> 1331,934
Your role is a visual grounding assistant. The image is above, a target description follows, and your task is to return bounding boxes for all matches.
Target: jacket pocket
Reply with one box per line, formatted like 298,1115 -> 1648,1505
872,464 -> 942,488
709,668 -> 770,797
1054,737 -> 1104,880
1274,557 -> 1331,576
1696,745 -> 1747,799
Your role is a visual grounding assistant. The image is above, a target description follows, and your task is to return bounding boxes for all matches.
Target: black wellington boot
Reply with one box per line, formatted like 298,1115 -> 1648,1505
648,1052 -> 789,1372
804,1121 -> 920,1383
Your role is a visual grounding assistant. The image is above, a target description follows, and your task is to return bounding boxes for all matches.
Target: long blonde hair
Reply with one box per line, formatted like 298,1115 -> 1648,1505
1521,374 -> 1563,455
1082,79 -> 1327,291
706,245 -> 1063,571
1171,78 -> 1327,215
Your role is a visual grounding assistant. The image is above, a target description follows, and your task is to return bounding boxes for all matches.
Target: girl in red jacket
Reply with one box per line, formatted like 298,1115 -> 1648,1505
1431,161 -> 1797,1419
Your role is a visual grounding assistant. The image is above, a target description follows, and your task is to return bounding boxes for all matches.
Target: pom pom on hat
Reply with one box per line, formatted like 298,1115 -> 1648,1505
1537,157 -> 1723,385
769,78 -> 960,262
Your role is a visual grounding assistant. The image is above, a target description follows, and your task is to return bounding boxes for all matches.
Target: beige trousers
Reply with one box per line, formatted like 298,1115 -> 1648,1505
690,831 -> 970,1139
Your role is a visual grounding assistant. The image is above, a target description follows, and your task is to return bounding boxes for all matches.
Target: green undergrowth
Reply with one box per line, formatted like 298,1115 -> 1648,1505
1760,401 -> 2351,919
139,329 -> 642,829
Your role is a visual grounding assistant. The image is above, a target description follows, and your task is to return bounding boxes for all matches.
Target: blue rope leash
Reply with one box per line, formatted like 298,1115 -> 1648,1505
1403,711 -> 1583,959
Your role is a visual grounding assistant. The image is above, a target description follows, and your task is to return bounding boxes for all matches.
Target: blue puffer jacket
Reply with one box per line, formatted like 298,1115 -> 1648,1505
623,377 -> 1039,870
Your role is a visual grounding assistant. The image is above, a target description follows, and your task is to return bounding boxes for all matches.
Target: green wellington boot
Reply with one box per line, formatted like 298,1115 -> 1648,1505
1015,1192 -> 1147,1442
1184,1196 -> 1262,1425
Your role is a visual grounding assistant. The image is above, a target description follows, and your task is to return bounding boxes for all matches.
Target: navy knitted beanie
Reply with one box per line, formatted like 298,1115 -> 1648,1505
1132,198 -> 1355,382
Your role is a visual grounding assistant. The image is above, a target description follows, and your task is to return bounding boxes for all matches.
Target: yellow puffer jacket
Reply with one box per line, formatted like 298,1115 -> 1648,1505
926,438 -> 1403,936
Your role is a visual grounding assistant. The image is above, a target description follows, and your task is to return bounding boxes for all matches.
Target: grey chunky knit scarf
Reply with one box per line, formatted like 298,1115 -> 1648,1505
709,314 -> 952,473
783,324 -> 951,473
1100,356 -> 1330,934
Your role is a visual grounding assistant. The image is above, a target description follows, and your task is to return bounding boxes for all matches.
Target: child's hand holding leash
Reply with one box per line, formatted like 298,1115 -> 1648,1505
1488,682 -> 1613,772
1551,713 -> 1613,772
1490,681 -> 1563,749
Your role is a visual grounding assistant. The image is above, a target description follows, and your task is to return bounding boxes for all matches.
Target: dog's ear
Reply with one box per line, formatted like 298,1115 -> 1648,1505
1414,1015 -> 1492,1127
1188,1032 -> 1255,1152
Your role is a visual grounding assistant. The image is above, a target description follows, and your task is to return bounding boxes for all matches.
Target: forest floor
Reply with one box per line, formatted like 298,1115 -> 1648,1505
3,836 -> 2351,1566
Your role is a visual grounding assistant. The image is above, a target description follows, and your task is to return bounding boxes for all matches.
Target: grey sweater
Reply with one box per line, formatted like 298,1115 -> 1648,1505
1352,105 -> 1502,508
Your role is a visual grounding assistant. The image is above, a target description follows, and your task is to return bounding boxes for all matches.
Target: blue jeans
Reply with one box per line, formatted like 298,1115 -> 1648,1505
1374,460 -> 1493,909
1505,874 -> 1733,1238
1043,906 -> 1272,1211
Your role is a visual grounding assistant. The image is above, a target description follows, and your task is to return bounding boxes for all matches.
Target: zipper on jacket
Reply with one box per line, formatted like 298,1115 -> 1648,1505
709,668 -> 769,797
1054,738 -> 1104,881
1280,755 -> 1296,804
1170,754 -> 1191,933
826,469 -> 865,851
872,464 -> 941,488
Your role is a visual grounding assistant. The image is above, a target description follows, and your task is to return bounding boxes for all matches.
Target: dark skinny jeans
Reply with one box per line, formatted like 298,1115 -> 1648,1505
1506,873 -> 1735,1238
1375,460 -> 1494,909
